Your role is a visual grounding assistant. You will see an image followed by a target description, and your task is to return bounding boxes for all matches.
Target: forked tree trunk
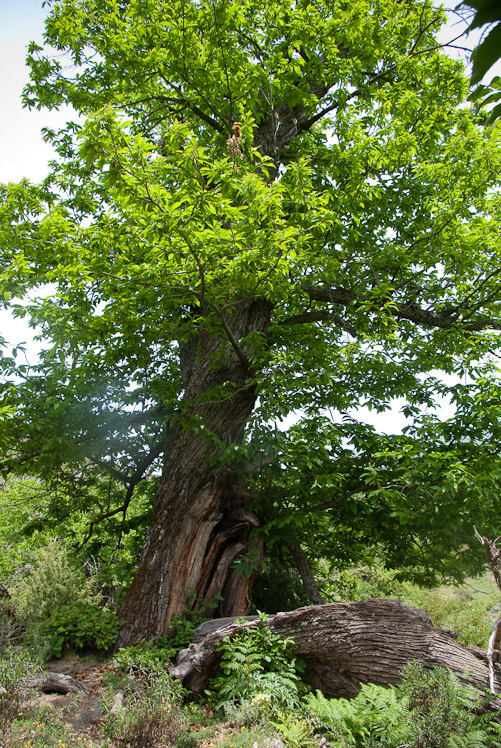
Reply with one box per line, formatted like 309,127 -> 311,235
117,300 -> 271,646
172,600 -> 501,710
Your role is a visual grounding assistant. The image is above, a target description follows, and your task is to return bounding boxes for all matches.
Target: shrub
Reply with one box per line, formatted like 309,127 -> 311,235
8,542 -> 119,657
400,662 -> 488,748
209,612 -> 305,716
114,639 -> 177,673
307,664 -> 500,748
9,542 -> 100,619
37,602 -> 120,658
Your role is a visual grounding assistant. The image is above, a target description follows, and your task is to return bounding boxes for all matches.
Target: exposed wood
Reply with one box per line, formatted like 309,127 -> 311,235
171,600 -> 501,710
474,527 -> 501,591
487,617 -> 501,695
28,672 -> 90,695
474,529 -> 501,694
117,299 -> 273,645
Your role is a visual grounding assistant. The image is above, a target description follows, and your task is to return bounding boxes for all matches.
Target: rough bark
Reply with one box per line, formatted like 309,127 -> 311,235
171,600 -> 501,709
117,299 -> 272,646
286,539 -> 325,605
28,673 -> 90,695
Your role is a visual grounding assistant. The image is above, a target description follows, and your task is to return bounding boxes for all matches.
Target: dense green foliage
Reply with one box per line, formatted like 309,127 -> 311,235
307,663 -> 501,747
210,613 -> 304,714
463,0 -> 501,85
7,542 -> 120,657
2,0 -> 501,611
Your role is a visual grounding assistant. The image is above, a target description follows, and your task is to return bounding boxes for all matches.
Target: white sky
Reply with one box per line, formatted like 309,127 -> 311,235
0,0 -> 495,432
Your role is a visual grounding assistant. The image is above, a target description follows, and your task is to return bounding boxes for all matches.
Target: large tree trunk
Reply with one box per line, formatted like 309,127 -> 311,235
171,600 -> 501,710
117,299 -> 271,646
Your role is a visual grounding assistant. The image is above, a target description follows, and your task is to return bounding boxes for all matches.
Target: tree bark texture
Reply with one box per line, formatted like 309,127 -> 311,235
117,299 -> 271,646
28,673 -> 90,695
171,600 -> 501,709
286,539 -> 325,605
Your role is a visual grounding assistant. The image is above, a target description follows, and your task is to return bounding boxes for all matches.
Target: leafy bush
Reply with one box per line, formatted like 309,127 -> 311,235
37,602 -> 120,658
8,542 -> 119,657
307,664 -> 501,748
353,561 -> 408,600
209,612 -> 305,715
9,542 -> 100,619
114,638 -> 177,673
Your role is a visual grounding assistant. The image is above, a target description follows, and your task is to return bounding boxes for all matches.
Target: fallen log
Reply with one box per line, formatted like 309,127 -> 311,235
171,599 -> 501,708
28,672 -> 90,695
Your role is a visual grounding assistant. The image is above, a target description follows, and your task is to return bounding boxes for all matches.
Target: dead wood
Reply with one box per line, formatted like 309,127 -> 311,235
28,672 -> 90,695
171,600 -> 501,710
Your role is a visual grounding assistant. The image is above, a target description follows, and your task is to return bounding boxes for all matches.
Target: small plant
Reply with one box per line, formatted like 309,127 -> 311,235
114,638 -> 177,673
102,666 -> 185,748
272,712 -> 317,748
307,682 -> 409,748
209,612 -> 305,715
0,648 -> 43,736
167,610 -> 204,651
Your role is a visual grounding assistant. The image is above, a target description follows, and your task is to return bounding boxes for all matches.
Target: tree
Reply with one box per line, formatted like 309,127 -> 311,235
2,0 -> 501,646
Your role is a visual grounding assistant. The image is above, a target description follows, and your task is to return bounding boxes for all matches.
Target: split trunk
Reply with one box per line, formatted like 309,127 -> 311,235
117,299 -> 272,646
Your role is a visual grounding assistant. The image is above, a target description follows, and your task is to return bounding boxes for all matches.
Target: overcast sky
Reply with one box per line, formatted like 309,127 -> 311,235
0,1 -> 494,431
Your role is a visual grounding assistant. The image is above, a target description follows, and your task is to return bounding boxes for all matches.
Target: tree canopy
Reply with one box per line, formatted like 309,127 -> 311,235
2,0 -> 501,638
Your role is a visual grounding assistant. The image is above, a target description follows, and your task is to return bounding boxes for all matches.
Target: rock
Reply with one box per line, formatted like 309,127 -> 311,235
109,688 -> 125,715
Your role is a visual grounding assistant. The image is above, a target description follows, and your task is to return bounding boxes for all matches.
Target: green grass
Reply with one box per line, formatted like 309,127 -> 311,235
399,573 -> 500,648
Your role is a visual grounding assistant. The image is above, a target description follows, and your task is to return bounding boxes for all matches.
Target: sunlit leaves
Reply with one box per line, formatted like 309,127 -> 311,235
2,0 -> 501,586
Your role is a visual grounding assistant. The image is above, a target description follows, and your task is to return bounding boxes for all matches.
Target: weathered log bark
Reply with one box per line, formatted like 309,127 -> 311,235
28,672 -> 90,695
171,600 -> 501,709
117,299 -> 272,646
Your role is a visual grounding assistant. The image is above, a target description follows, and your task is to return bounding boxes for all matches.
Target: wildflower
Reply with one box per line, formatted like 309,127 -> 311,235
251,693 -> 271,707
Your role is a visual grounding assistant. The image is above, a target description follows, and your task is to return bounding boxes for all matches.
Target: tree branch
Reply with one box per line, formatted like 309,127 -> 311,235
286,538 -> 325,605
279,310 -> 357,337
304,285 -> 501,333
